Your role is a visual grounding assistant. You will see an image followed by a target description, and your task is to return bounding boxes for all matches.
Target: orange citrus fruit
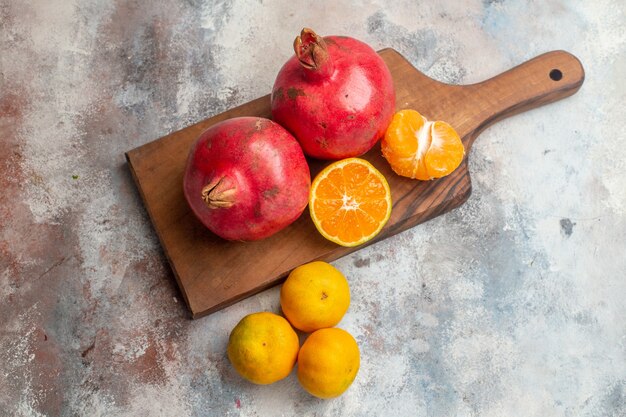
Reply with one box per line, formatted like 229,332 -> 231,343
309,158 -> 392,247
382,109 -> 465,180
297,327 -> 360,399
227,312 -> 299,385
280,261 -> 350,332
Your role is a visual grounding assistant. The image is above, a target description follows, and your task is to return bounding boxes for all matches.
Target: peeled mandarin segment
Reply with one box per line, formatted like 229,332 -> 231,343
425,120 -> 465,178
384,109 -> 424,158
383,152 -> 416,178
413,155 -> 431,181
382,109 -> 431,179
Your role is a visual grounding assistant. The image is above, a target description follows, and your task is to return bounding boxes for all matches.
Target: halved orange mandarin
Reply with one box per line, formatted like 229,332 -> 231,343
309,158 -> 392,247
382,109 -> 465,180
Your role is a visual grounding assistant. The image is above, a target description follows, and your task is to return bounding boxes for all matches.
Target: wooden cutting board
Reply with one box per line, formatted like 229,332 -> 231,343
126,48 -> 584,319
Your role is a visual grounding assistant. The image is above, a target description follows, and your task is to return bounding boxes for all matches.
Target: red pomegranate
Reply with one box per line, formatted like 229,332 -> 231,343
271,28 -> 396,160
183,117 -> 311,241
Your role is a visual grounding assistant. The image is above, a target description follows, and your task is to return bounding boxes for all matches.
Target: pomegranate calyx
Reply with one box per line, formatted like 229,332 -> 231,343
201,177 -> 237,209
294,28 -> 330,71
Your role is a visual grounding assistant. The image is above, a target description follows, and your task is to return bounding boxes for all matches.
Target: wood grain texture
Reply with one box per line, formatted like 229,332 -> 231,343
126,48 -> 584,318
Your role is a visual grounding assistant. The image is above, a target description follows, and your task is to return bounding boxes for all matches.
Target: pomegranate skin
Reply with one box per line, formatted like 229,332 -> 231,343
271,30 -> 396,160
183,117 -> 311,241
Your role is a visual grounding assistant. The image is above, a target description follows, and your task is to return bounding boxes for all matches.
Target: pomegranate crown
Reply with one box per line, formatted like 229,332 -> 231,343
293,28 -> 330,70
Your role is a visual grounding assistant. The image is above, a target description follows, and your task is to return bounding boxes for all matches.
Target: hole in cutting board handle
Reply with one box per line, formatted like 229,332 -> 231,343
549,69 -> 563,81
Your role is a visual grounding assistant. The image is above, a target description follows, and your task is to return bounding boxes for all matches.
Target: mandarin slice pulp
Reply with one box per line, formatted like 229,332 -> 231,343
309,158 -> 392,247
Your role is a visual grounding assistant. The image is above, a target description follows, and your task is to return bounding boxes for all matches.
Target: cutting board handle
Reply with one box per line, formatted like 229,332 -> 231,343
463,50 -> 585,148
